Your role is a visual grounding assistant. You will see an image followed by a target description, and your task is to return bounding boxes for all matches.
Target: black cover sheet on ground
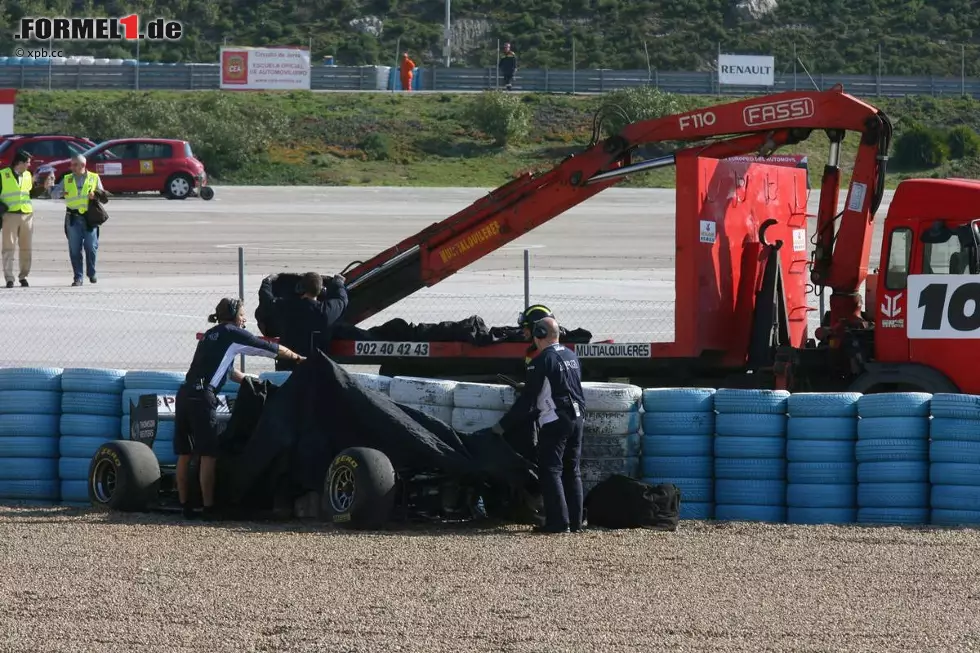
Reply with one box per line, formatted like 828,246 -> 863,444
216,350 -> 535,512
255,273 -> 593,345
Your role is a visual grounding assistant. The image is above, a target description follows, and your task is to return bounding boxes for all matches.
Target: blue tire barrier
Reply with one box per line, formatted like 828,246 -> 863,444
60,436 -> 115,459
858,461 -> 930,483
714,457 -> 785,480
786,440 -> 855,463
642,477 -> 713,503
931,484 -> 980,511
715,413 -> 787,438
787,507 -> 857,524
715,479 -> 786,506
929,440 -> 980,464
857,482 -> 930,509
930,393 -> 980,420
714,436 -> 785,459
582,433 -> 641,458
58,457 -> 91,481
855,439 -> 928,462
0,367 -> 63,392
60,414 -> 120,439
60,480 -> 88,503
641,388 -> 715,413
0,480 -> 59,500
642,411 -> 714,436
0,458 -> 58,480
930,509 -> 980,525
0,436 -> 59,458
857,392 -> 932,418
786,483 -> 856,509
858,416 -> 930,441
712,388 -> 789,414
787,462 -> 856,484
680,502 -> 713,520
0,414 -> 59,437
930,463 -> 980,486
857,507 -> 930,525
714,504 -> 786,523
61,368 -> 126,394
123,370 -> 185,390
930,418 -> 980,441
786,416 -> 857,440
786,392 -> 861,418
641,435 -> 712,457
61,392 -> 122,417
641,456 -> 712,478
0,390 -> 61,415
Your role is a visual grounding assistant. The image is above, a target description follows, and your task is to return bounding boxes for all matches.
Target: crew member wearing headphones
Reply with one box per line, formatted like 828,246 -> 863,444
492,316 -> 586,534
175,297 -> 304,520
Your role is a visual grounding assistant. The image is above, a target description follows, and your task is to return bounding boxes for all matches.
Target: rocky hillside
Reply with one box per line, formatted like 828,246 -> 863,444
2,0 -> 978,76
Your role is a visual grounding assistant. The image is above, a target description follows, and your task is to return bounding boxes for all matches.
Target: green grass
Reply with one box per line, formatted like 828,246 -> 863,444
15,90 -> 980,189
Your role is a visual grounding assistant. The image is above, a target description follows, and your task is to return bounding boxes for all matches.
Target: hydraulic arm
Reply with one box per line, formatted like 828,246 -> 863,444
341,85 -> 892,330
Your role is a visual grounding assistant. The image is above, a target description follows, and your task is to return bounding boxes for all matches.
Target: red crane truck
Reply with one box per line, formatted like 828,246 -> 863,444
265,86 -> 980,395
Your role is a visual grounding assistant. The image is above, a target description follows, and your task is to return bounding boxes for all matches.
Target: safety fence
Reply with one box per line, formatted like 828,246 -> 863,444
1,368 -> 979,528
1,63 -> 979,97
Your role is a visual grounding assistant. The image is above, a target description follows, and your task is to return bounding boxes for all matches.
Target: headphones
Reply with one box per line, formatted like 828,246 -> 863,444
532,319 -> 549,339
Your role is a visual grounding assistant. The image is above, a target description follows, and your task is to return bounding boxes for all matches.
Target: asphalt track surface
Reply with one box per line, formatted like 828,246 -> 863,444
1,186 -> 893,372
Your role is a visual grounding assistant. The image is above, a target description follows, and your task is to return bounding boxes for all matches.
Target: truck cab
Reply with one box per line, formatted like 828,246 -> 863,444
863,178 -> 980,394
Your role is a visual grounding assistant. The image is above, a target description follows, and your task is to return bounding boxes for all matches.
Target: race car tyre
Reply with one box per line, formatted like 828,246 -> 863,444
785,392 -> 861,418
452,382 -> 516,411
581,382 -> 642,413
856,392 -> 932,418
61,368 -> 126,394
199,186 -> 215,201
930,393 -> 980,420
641,388 -> 715,413
165,173 -> 193,200
0,367 -> 63,392
0,390 -> 61,415
88,440 -> 161,512
389,377 -> 457,407
324,447 -> 396,530
61,392 -> 122,417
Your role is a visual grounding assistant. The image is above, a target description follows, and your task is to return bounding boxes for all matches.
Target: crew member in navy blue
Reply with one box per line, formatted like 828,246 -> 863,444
259,271 -> 349,371
492,316 -> 586,534
175,297 -> 304,520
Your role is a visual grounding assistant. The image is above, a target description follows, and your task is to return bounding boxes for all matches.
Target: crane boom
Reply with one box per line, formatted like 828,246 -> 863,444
342,85 -> 892,331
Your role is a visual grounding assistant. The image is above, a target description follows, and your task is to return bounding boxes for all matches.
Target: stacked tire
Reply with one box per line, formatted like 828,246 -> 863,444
929,394 -> 980,526
856,393 -> 932,525
58,368 -> 127,504
0,367 -> 62,503
451,382 -> 514,432
713,389 -> 790,523
785,393 -> 861,524
579,383 -> 642,493
640,388 -> 716,520
389,376 -> 456,425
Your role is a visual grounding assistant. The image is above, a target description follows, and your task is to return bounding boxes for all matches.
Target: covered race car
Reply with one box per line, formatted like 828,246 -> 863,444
85,351 -> 540,528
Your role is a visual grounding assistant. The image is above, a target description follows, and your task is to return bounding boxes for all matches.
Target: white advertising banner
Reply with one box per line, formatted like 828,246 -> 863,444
220,46 -> 311,90
718,54 -> 775,86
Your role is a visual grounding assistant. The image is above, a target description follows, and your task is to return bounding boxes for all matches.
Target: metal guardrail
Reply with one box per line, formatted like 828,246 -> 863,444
0,63 -> 978,97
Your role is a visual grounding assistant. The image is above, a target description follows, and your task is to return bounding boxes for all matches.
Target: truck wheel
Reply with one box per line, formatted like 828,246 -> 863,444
323,447 -> 396,529
164,173 -> 193,200
199,186 -> 215,201
88,440 -> 161,512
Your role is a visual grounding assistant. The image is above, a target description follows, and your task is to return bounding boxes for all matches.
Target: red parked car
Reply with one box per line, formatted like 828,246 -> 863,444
0,134 -> 97,172
36,137 -> 213,200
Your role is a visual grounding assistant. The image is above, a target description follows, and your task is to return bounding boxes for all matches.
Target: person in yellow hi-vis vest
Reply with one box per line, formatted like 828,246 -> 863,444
0,150 -> 52,288
49,154 -> 108,286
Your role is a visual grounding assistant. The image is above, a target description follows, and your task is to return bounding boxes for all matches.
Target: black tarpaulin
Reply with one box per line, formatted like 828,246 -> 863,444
255,273 -> 592,345
217,350 -> 535,509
